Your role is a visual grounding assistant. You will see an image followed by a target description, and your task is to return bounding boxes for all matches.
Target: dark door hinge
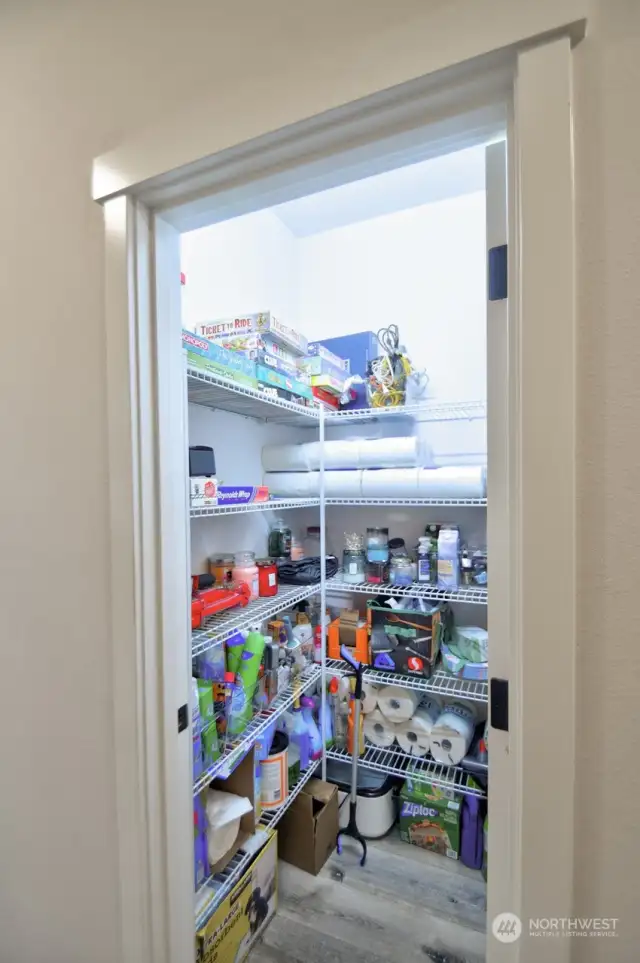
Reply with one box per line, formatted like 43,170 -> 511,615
490,678 -> 509,731
488,244 -> 508,301
177,703 -> 188,733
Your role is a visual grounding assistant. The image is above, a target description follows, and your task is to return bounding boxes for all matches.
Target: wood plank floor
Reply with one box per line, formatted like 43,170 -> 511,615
249,829 -> 487,963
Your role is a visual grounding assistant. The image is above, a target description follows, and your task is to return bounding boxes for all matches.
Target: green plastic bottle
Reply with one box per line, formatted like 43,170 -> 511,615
229,630 -> 266,735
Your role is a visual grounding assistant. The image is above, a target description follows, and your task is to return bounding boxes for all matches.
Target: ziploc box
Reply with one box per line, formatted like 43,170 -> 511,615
399,781 -> 461,860
195,829 -> 277,963
256,364 -> 313,401
195,312 -> 308,356
183,330 -> 257,387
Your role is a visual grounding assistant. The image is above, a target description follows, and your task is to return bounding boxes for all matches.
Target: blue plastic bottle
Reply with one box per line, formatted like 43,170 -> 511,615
288,707 -> 311,770
301,696 -> 323,760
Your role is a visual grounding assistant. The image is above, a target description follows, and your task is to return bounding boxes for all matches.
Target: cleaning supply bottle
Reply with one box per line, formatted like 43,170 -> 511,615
229,629 -> 265,735
329,676 -> 347,749
300,696 -> 323,760
288,706 -> 311,770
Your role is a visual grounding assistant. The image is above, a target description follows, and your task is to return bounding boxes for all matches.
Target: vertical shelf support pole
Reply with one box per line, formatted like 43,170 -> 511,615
319,405 -> 327,780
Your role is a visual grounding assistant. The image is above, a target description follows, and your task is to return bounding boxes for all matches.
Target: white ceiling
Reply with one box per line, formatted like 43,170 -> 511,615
272,145 -> 485,238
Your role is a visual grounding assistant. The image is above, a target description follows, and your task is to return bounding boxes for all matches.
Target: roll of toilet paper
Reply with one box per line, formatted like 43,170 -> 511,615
377,685 -> 420,723
361,681 -> 380,715
395,708 -> 437,757
264,472 -> 316,497
324,470 -> 363,497
262,443 -> 311,472
429,701 -> 477,766
360,468 -> 422,498
363,709 -> 397,749
417,466 -> 487,499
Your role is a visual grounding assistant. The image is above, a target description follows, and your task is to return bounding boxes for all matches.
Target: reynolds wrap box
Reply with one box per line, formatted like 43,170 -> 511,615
183,330 -> 257,387
195,829 -> 277,963
195,312 -> 307,356
217,486 -> 269,506
399,780 -> 461,860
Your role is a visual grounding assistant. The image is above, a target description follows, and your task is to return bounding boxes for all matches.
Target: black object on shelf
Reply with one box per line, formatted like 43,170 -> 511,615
276,555 -> 339,585
189,445 -> 216,477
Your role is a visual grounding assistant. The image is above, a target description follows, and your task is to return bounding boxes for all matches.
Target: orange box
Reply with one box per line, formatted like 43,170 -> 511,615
327,609 -> 369,663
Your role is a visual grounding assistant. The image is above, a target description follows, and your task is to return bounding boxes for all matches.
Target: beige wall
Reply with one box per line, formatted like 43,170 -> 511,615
0,1 -> 638,961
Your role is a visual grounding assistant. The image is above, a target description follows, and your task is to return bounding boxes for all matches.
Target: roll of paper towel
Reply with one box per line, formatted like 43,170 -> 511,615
377,685 -> 420,723
356,436 -> 429,469
324,470 -> 363,497
361,681 -> 380,714
363,708 -> 397,748
360,468 -> 422,498
417,466 -> 487,499
264,472 -> 316,497
395,710 -> 435,757
430,701 -> 477,766
262,443 -> 311,472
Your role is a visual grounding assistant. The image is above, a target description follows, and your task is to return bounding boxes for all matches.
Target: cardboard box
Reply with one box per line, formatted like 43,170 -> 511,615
183,330 -> 257,387
196,829 -> 278,963
219,332 -> 303,369
206,747 -> 258,873
217,486 -> 269,506
300,355 -> 348,380
310,373 -> 346,396
367,600 -> 450,678
195,312 -> 308,356
307,341 -> 349,371
399,780 -> 461,860
311,332 -> 380,378
257,384 -> 313,407
327,609 -> 369,663
311,386 -> 341,409
256,364 -> 313,401
278,778 -> 338,875
190,476 -> 218,508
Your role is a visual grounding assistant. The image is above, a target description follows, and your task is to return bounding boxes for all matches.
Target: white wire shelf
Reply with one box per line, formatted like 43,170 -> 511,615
325,497 -> 487,507
195,760 -> 320,930
192,583 -> 321,657
326,574 -> 488,605
326,745 -> 486,799
190,497 -> 320,518
325,658 -> 488,704
325,399 -> 486,425
193,664 -> 320,796
187,366 -> 321,426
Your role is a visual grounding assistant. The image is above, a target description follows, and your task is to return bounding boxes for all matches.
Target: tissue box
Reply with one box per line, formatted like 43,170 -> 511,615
195,828 -> 277,963
195,312 -> 307,356
256,364 -> 313,401
399,781 -> 461,860
183,330 -> 257,387
190,477 -> 218,508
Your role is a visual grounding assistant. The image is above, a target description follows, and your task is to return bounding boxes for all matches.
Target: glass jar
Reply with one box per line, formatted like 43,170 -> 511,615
268,520 -> 292,558
366,560 -> 387,584
388,555 -> 414,587
304,525 -> 321,558
343,549 -> 366,583
209,554 -> 235,585
232,551 -> 259,600
256,558 -> 278,597
366,526 -> 389,563
388,537 -> 406,558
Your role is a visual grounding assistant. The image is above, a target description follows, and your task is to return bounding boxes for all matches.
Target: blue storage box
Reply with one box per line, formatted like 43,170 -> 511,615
310,331 -> 380,378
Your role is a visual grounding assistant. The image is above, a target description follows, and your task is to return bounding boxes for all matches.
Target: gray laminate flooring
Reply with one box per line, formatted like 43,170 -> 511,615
249,828 -> 487,963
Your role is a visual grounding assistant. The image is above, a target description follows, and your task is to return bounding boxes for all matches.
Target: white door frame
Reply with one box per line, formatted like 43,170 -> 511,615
98,25 -> 579,963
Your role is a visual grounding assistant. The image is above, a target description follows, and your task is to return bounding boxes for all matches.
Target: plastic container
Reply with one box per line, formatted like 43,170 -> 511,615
232,551 -> 259,600
366,526 -> 389,563
389,555 -> 414,586
257,558 -> 278,597
327,758 -> 396,838
417,537 -> 431,583
304,526 -> 321,557
437,526 -> 460,590
268,520 -> 292,558
288,707 -> 311,770
343,549 -> 366,583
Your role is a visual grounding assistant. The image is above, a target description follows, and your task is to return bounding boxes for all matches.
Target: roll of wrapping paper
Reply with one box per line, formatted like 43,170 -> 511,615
228,630 -> 266,735
226,630 -> 246,677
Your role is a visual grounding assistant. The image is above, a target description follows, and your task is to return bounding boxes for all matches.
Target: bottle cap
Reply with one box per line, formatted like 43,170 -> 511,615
224,672 -> 235,684
329,677 -> 339,694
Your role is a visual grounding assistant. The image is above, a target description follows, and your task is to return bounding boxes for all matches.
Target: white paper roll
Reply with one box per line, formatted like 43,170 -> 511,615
377,685 -> 420,723
324,470 -> 363,497
417,466 -> 487,499
356,436 -> 426,469
429,701 -> 477,766
360,468 -> 421,498
395,708 -> 436,757
361,681 -> 380,715
363,709 -> 397,749
264,472 -> 316,497
262,443 -> 311,472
